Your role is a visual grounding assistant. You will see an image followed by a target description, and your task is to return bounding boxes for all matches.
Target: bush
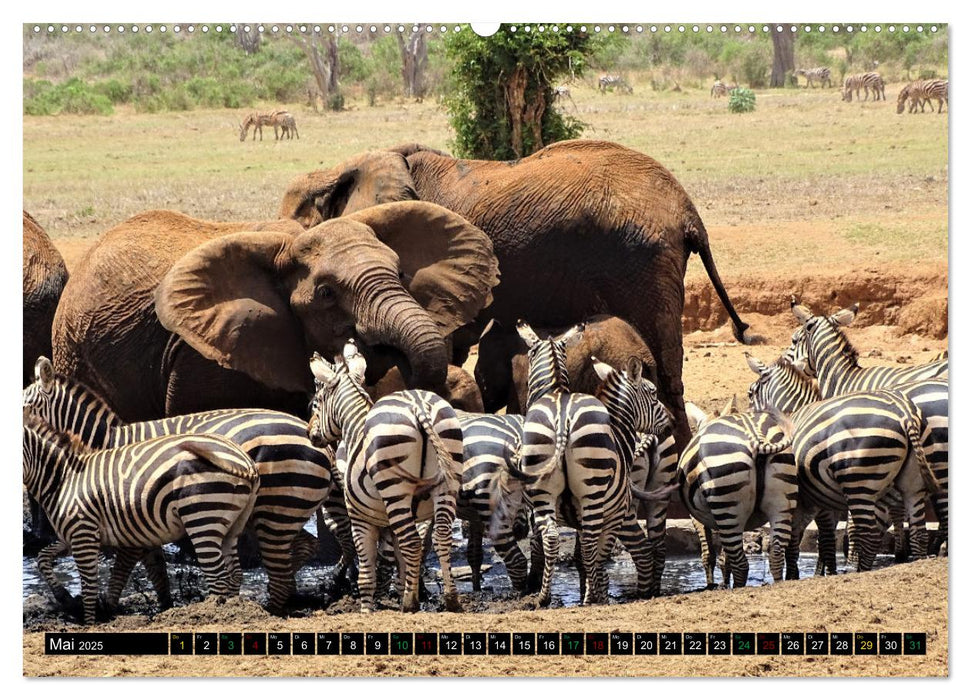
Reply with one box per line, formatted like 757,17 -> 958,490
728,87 -> 756,113
23,77 -> 113,116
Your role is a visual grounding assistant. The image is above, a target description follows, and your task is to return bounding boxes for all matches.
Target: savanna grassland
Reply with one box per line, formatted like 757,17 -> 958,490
22,77 -> 949,677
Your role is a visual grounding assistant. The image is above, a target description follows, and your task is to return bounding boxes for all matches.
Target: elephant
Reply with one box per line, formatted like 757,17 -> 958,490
51,203 -> 499,422
475,314 -> 658,415
23,211 -> 68,387
368,364 -> 484,413
277,139 -> 753,450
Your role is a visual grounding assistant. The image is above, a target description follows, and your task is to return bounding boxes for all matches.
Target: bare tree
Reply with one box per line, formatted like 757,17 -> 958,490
770,25 -> 796,87
234,24 -> 262,55
286,28 -> 341,106
397,28 -> 428,101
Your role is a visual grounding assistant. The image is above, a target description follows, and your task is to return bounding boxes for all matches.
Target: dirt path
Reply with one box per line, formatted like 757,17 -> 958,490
22,558 -> 947,677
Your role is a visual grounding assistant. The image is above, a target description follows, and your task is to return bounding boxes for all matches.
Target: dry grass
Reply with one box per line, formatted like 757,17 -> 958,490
24,82 -> 947,280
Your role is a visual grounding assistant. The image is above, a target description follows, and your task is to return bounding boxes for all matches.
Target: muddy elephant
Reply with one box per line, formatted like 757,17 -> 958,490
368,364 -> 484,413
278,139 -> 752,449
475,314 -> 658,415
23,211 -> 69,387
52,204 -> 498,421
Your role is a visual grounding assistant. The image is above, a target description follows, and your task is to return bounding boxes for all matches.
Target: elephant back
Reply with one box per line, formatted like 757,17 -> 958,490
23,211 -> 68,387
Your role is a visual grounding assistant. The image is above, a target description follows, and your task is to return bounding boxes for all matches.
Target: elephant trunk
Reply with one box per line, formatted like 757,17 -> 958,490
354,283 -> 449,392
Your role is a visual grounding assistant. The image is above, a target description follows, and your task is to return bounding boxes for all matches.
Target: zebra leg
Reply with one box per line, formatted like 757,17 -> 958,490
847,505 -> 881,571
533,508 -> 559,608
466,519 -> 484,592
616,508 -> 653,597
643,501 -> 669,597
579,525 -> 606,605
489,509 -> 530,593
71,535 -> 104,625
901,490 -> 930,560
432,492 -> 462,612
815,509 -> 839,576
692,518 -> 718,589
322,494 -> 358,593
388,517 -> 424,613
719,528 -> 748,588
351,520 -> 381,613
573,534 -> 587,603
931,491 -> 948,556
527,521 -> 545,594
36,540 -> 74,608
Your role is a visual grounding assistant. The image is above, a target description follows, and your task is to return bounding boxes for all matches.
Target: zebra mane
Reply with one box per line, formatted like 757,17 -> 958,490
32,368 -> 120,418
822,317 -> 861,366
24,411 -> 92,463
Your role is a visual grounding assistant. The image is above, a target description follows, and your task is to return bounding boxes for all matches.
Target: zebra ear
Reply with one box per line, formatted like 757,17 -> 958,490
625,356 -> 643,382
745,353 -> 768,376
310,353 -> 338,386
591,356 -> 615,383
557,322 -> 585,348
831,304 -> 859,327
791,303 -> 813,325
720,395 -> 738,416
34,356 -> 55,391
516,320 -> 542,348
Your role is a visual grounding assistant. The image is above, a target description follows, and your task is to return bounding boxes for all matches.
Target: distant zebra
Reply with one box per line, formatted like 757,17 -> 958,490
747,356 -> 941,571
23,409 -> 259,625
710,80 -> 738,98
897,79 -> 948,114
598,74 -> 633,94
509,322 -> 671,606
795,67 -> 833,89
677,390 -> 796,588
279,112 -> 299,139
553,85 -> 572,100
23,357 -> 350,613
308,341 -> 465,613
239,109 -> 291,141
842,72 -> 885,102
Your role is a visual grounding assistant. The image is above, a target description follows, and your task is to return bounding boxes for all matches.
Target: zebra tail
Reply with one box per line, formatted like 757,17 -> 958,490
179,437 -> 260,482
489,452 -> 522,542
412,398 -> 461,496
508,416 -> 568,485
900,401 -> 941,495
630,482 -> 678,502
752,406 -> 795,456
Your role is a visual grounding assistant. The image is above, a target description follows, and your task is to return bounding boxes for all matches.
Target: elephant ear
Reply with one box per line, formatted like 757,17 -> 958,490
155,231 -> 310,393
278,151 -> 419,228
347,201 -> 500,336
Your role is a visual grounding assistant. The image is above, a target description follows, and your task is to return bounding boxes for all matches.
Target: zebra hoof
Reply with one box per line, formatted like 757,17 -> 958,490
443,593 -> 463,613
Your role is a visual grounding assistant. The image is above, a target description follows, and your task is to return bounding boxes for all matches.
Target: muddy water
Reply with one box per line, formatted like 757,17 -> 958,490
22,522 -> 892,619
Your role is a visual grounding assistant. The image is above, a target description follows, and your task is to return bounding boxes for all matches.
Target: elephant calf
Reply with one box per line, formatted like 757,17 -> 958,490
367,364 -> 484,413
23,211 -> 68,387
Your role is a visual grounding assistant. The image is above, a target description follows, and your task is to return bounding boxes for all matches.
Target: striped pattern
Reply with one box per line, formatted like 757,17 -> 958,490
309,343 -> 465,613
795,67 -> 832,89
23,358 -> 347,613
677,406 -> 797,587
842,72 -> 885,102
23,411 -> 259,624
748,357 -> 942,571
710,80 -> 738,98
279,112 -> 299,139
239,109 -> 293,141
598,74 -> 633,94
897,79 -> 948,114
789,303 -> 948,397
630,432 -> 679,596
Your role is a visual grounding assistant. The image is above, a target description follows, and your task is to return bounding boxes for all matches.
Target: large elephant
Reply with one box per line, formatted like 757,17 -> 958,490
278,139 -> 753,449
23,211 -> 68,387
52,204 -> 498,421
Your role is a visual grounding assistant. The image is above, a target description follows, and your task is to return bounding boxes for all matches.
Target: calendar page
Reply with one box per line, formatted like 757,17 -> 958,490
21,19 -> 948,679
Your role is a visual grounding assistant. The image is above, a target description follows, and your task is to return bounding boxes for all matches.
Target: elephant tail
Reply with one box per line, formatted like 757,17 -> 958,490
685,215 -> 761,345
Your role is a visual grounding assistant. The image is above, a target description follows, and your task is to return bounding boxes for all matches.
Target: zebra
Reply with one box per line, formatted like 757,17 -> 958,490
897,79 -> 948,114
710,80 -> 738,98
508,321 -> 672,606
598,74 -> 633,94
677,393 -> 796,588
746,355 -> 941,572
279,112 -> 300,139
23,408 -> 260,625
239,109 -> 291,141
308,341 -> 465,613
842,72 -> 885,102
787,301 -> 948,396
23,356 -> 351,614
795,67 -> 833,89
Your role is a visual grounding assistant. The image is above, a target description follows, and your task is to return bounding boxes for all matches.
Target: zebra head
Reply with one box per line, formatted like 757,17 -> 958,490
745,353 -> 819,414
790,300 -> 861,373
22,356 -> 57,416
307,347 -> 369,447
592,356 -> 672,437
896,87 -> 910,114
516,320 -> 584,406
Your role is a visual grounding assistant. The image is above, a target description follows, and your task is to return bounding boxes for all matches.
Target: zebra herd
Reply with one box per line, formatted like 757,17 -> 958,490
23,297 -> 947,623
239,109 -> 299,142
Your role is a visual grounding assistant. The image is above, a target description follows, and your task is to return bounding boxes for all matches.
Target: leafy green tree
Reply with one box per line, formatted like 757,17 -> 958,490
443,24 -> 605,159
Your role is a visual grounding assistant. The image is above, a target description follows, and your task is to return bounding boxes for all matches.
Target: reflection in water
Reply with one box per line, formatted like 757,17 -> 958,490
22,524 -> 895,608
